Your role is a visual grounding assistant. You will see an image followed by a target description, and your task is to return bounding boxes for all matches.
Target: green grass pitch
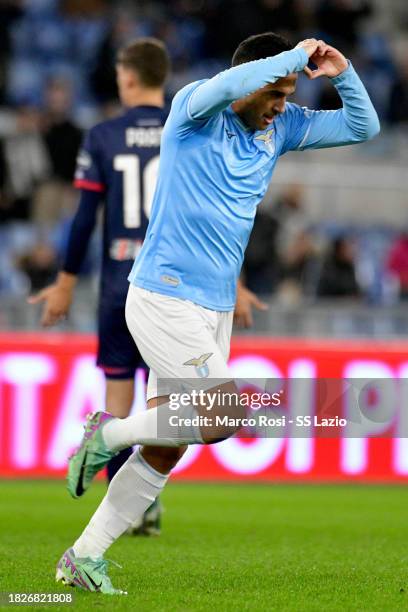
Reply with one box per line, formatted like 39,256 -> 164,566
1,481 -> 408,611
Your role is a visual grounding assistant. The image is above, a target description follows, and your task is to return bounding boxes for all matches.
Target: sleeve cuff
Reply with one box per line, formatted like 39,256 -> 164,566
73,179 -> 105,192
295,47 -> 309,69
330,60 -> 354,85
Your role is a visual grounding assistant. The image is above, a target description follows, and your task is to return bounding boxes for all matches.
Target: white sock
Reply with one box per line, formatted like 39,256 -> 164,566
73,450 -> 168,559
102,402 -> 203,452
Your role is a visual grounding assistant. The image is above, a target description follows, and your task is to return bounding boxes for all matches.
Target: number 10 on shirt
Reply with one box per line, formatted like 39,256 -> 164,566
114,154 -> 160,229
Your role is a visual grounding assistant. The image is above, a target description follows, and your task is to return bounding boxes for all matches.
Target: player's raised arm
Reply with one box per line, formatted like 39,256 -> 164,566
282,42 -> 380,152
186,39 -> 323,122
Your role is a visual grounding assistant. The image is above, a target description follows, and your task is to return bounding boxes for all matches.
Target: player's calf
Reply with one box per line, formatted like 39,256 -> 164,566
141,445 -> 187,474
125,447 -> 185,536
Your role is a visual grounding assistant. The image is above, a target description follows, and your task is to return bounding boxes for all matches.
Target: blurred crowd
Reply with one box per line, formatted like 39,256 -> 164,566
243,184 -> 408,306
2,0 -> 407,120
0,0 -> 408,308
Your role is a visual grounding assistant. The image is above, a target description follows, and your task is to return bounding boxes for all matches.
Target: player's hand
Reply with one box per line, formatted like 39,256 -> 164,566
301,41 -> 348,80
295,38 -> 326,61
27,274 -> 76,327
234,283 -> 268,329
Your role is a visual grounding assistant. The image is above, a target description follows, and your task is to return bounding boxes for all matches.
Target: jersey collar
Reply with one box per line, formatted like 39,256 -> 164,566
226,105 -> 275,139
225,105 -> 251,132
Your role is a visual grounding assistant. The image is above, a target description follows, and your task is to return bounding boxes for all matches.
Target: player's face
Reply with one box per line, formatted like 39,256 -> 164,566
232,74 -> 298,131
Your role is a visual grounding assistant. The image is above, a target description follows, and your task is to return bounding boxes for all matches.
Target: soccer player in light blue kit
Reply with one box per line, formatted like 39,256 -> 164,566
57,34 -> 380,594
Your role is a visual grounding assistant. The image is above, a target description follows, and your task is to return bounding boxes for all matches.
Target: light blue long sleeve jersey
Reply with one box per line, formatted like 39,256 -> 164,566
129,47 -> 380,311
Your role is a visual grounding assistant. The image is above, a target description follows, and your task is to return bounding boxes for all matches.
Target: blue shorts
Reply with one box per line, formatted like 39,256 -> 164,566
97,300 -> 146,380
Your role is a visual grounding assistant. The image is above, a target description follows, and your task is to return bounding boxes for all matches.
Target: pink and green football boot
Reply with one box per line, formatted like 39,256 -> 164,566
56,548 -> 126,595
67,412 -> 117,499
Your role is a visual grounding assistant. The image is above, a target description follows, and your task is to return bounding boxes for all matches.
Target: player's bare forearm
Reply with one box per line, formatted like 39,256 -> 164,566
56,271 -> 78,291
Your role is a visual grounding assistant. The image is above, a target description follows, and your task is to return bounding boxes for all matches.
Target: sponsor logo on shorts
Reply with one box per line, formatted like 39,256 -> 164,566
183,353 -> 213,378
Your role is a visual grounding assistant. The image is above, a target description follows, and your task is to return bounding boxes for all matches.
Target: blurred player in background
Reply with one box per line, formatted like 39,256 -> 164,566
29,38 -> 170,535
57,32 -> 380,594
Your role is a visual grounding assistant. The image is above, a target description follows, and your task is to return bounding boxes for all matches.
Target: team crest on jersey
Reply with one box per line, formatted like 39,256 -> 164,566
183,353 -> 213,378
255,129 -> 275,154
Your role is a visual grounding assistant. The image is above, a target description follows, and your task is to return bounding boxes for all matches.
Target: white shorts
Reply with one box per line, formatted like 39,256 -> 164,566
125,285 -> 234,401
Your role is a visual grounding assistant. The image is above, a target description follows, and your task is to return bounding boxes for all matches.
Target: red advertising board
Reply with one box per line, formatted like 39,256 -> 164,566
0,333 -> 408,481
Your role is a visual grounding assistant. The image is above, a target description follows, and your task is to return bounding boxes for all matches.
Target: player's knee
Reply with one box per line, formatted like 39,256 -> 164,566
141,445 -> 187,472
